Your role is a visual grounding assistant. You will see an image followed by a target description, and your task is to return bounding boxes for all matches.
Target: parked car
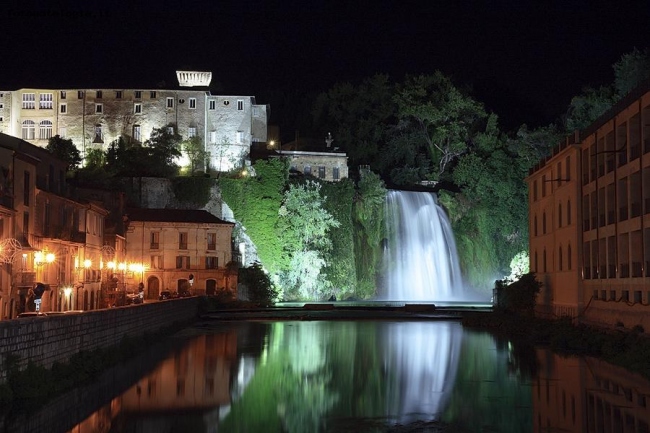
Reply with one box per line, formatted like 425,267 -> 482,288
159,290 -> 175,300
17,312 -> 49,318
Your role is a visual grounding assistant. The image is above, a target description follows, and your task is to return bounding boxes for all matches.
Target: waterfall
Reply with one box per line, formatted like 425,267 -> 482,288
379,190 -> 463,301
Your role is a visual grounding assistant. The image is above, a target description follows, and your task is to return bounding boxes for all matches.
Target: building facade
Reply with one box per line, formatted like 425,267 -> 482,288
123,208 -> 237,300
0,133 -> 110,317
0,71 -> 268,173
527,81 -> 650,329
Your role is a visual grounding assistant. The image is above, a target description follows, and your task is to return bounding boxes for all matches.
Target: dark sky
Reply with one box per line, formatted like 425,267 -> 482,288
2,0 -> 650,131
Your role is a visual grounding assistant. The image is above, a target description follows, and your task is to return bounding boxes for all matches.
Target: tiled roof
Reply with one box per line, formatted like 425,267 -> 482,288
124,208 -> 233,225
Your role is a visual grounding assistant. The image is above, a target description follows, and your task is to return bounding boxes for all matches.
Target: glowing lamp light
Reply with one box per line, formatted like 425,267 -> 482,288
46,253 -> 55,263
107,261 -> 116,269
83,259 -> 92,268
34,251 -> 44,264
64,287 -> 72,297
118,262 -> 127,271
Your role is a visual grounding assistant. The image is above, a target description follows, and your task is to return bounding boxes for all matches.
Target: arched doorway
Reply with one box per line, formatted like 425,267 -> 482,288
206,279 -> 217,295
90,291 -> 95,310
147,276 -> 160,299
83,290 -> 89,311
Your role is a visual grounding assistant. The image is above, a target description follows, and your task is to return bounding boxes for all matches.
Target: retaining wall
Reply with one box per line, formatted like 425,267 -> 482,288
0,298 -> 199,383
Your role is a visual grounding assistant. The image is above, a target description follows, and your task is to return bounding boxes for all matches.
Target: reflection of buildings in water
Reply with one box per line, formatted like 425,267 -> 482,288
383,322 -> 463,423
120,333 -> 237,411
66,331 -> 240,432
231,355 -> 258,402
533,349 -> 650,432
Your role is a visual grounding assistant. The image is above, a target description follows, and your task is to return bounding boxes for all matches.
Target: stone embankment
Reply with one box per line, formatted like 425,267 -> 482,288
0,298 -> 199,384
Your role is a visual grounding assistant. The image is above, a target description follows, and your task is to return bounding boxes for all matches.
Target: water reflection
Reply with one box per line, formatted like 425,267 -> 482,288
10,321 -> 650,433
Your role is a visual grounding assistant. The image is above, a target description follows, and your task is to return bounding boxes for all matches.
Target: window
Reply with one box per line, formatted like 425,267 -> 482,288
77,90 -> 84,99
167,126 -> 174,135
133,125 -> 141,142
150,255 -> 162,269
333,167 -> 340,180
209,100 -> 216,110
175,256 -> 190,269
189,98 -> 196,109
206,257 -> 218,269
134,103 -> 142,114
58,127 -> 67,138
179,232 -> 188,249
22,93 -> 35,109
115,90 -> 122,99
188,127 -> 197,138
150,231 -> 160,249
23,212 -> 29,238
0,102 -> 3,109
39,120 -> 53,140
304,165 -> 312,176
0,117 -> 3,122
21,120 -> 35,140
207,233 -> 216,250
23,171 -> 30,205
150,91 -> 157,99
209,131 -> 217,143
95,90 -> 102,99
253,106 -> 260,116
95,103 -> 103,114
134,91 -> 142,99
34,95 -> 54,116
60,90 -> 66,99
60,103 -> 67,114
558,203 -> 562,227
94,125 -> 103,143
236,131 -> 244,143
166,97 -> 174,108
237,99 -> 244,110
318,166 -> 326,178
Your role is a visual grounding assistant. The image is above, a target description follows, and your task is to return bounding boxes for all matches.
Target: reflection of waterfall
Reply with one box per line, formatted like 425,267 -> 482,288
383,322 -> 463,423
380,190 -> 463,301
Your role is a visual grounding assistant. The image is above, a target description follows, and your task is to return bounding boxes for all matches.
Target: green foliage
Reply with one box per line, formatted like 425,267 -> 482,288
312,74 -> 395,167
171,176 -> 214,207
239,262 -> 279,304
352,170 -> 386,298
321,178 -> 357,298
564,85 -> 616,132
46,135 -> 81,170
388,72 -> 487,182
219,158 -> 289,275
613,47 -> 650,97
494,272 -> 542,315
182,135 -> 208,173
277,180 -> 340,300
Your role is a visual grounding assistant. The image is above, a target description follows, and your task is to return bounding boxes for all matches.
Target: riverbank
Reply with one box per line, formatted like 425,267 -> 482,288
462,311 -> 650,380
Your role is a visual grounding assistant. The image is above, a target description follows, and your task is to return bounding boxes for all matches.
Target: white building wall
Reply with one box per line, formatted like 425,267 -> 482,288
1,84 -> 267,173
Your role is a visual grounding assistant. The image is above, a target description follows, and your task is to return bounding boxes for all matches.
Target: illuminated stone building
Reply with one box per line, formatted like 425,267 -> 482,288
269,134 -> 349,182
526,80 -> 650,329
0,71 -> 268,173
123,208 -> 237,300
0,133 -> 109,317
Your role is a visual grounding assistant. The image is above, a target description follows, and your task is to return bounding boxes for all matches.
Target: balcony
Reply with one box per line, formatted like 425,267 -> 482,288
150,242 -> 160,250
15,272 -> 36,286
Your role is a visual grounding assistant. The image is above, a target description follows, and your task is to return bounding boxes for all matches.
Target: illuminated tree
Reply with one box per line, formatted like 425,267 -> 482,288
181,135 -> 207,173
277,180 -> 340,300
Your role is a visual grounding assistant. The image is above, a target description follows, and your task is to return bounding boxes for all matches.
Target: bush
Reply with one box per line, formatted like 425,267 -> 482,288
494,272 -> 542,315
239,262 -> 278,305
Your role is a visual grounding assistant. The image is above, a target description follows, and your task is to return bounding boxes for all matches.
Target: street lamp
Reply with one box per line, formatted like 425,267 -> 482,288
63,286 -> 72,311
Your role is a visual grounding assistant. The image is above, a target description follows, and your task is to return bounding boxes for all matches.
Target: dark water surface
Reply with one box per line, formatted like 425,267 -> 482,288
6,320 -> 650,433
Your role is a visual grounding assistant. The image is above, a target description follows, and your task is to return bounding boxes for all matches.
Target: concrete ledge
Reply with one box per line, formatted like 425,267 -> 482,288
303,303 -> 335,310
403,304 -> 437,313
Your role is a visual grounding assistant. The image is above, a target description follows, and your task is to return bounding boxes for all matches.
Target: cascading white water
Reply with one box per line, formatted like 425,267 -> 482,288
379,190 -> 463,301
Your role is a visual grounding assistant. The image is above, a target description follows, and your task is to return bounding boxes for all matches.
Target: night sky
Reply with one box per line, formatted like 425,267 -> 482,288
2,0 -> 650,132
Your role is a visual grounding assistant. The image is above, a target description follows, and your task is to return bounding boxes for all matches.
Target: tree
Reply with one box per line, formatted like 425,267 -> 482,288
312,74 -> 395,167
145,126 -> 182,177
46,135 -> 81,170
277,180 -> 340,300
239,262 -> 278,304
389,72 -> 487,182
613,47 -> 650,98
182,135 -> 208,174
564,85 -> 616,132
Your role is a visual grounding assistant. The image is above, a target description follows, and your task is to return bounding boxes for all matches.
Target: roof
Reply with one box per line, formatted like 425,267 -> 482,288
124,208 -> 234,225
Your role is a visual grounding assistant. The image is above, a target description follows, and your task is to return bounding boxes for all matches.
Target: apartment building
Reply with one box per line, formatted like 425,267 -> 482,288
0,71 -> 268,173
123,208 -> 237,300
0,133 -> 109,317
526,80 -> 650,329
